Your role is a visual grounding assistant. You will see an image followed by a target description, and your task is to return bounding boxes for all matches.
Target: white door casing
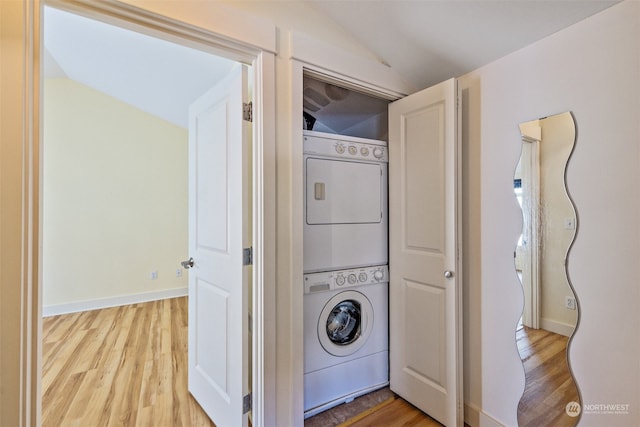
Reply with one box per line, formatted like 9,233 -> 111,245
389,78 -> 462,427
518,129 -> 541,329
187,64 -> 251,427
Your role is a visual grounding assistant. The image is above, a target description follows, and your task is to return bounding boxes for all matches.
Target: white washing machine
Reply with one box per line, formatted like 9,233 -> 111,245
303,130 -> 388,273
303,266 -> 389,418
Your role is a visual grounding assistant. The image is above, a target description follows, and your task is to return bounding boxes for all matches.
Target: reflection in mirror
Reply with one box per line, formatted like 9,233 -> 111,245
514,112 -> 580,427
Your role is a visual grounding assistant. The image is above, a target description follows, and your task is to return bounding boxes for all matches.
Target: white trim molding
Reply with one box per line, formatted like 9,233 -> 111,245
465,403 -> 507,427
0,0 -> 42,425
47,0 -> 277,58
42,287 -> 188,317
540,318 -> 575,338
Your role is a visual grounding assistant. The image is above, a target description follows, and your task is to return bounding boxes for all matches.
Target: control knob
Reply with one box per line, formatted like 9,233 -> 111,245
360,147 -> 370,156
347,274 -> 357,285
373,269 -> 384,281
359,272 -> 368,282
335,144 -> 345,154
373,147 -> 384,158
336,275 -> 345,286
348,146 -> 357,155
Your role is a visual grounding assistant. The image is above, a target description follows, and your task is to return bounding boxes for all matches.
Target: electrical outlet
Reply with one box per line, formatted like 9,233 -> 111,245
565,296 -> 576,310
176,269 -> 183,278
564,217 -> 576,230
150,270 -> 158,280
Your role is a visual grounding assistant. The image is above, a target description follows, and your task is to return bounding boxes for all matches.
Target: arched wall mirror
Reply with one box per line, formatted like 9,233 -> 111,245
514,111 -> 580,426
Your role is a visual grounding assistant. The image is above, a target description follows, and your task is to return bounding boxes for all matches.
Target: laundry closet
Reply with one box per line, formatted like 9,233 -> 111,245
299,72 -> 462,426
301,74 -> 391,418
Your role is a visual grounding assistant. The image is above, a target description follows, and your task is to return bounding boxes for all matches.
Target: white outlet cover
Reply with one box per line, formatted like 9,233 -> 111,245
564,217 -> 576,230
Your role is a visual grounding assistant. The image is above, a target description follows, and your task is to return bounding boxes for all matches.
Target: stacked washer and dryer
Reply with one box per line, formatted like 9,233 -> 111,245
303,130 -> 390,418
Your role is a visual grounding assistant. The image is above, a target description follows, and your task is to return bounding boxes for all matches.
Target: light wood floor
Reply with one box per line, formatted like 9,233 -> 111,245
42,297 -> 214,427
341,396 -> 446,427
516,326 -> 580,427
45,298 -> 573,427
44,298 -> 447,427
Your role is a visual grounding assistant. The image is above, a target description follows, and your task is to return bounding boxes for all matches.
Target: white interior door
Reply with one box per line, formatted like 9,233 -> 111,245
187,64 -> 251,427
389,78 -> 462,427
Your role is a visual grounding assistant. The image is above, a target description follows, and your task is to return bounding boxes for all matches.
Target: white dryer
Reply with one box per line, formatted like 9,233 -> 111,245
303,130 -> 388,272
303,266 -> 389,418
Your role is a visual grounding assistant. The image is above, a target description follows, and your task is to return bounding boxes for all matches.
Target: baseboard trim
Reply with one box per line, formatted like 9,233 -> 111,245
465,403 -> 506,427
540,318 -> 575,337
43,287 -> 188,317
465,403 -> 480,427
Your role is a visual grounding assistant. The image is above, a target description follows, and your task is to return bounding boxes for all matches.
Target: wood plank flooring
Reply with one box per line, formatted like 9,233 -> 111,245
339,396 -> 445,427
44,298 -> 576,427
516,326 -> 580,427
42,297 -> 214,427
304,387 -> 472,427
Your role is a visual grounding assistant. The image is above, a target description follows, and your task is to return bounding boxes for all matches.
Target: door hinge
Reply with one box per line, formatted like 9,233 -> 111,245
243,393 -> 252,414
243,102 -> 253,122
243,247 -> 253,266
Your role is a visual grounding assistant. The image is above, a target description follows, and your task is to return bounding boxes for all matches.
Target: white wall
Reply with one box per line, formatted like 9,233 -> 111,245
43,78 -> 188,313
459,1 -> 640,426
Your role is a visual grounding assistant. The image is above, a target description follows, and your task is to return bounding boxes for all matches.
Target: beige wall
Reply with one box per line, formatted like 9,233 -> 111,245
538,113 -> 578,333
459,1 -> 640,425
43,78 -> 188,311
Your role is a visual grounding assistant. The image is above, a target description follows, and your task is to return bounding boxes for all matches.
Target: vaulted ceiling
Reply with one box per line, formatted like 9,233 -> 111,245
307,0 -> 621,89
44,6 -> 236,129
44,1 -> 621,128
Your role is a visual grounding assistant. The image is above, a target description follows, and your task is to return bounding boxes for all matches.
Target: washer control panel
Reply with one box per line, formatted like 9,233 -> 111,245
303,130 -> 388,162
304,265 -> 389,294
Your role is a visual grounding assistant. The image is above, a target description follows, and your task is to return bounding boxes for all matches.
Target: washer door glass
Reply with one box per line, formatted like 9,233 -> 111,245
318,290 -> 373,357
326,300 -> 361,345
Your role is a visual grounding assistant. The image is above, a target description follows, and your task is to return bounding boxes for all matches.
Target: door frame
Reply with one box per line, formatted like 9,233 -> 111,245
293,64 -> 463,425
291,60 -> 409,424
14,1 -> 276,425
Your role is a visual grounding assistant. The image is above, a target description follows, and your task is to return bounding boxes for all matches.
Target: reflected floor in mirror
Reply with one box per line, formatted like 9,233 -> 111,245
517,326 -> 579,427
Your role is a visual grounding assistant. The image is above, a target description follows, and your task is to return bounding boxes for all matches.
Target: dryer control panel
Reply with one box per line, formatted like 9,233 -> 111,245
304,130 -> 388,162
304,265 -> 389,294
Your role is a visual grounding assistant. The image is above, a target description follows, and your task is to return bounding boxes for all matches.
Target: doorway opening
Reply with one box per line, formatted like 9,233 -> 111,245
41,5 -> 258,426
299,70 -> 462,427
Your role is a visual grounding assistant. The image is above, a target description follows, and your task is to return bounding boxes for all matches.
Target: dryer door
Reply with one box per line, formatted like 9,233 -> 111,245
306,158 -> 382,225
318,290 -> 373,357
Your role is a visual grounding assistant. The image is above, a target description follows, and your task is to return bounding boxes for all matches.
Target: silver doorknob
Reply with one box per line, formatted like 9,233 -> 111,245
181,257 -> 194,269
444,270 -> 454,279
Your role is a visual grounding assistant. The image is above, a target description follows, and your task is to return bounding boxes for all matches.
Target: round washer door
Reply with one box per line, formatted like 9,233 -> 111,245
318,290 -> 373,357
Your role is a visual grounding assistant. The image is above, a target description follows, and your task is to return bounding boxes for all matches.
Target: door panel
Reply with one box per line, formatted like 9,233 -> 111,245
195,102 -> 230,252
404,280 -> 446,387
389,78 -> 461,427
188,64 -> 250,427
403,103 -> 445,251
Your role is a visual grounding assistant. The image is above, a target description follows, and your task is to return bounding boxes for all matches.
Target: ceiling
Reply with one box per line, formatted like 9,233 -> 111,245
44,1 -> 621,128
307,0 -> 621,90
44,6 -> 236,129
